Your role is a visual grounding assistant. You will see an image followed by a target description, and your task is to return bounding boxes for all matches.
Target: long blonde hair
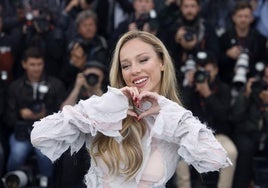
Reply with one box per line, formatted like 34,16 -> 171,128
91,30 -> 182,180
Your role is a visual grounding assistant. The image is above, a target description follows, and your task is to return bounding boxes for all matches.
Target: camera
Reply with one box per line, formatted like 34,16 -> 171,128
180,54 -> 196,73
2,170 -> 29,188
2,169 -> 48,188
0,71 -> 8,81
232,49 -> 250,88
29,83 -> 49,113
181,51 -> 210,84
251,61 -> 268,93
85,73 -> 99,87
193,51 -> 210,83
25,8 -> 52,34
251,79 -> 268,94
194,69 -> 209,83
184,27 -> 196,42
135,10 -> 158,31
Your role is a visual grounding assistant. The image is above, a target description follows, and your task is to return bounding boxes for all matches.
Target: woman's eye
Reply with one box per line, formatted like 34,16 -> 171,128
121,64 -> 130,69
140,58 -> 149,63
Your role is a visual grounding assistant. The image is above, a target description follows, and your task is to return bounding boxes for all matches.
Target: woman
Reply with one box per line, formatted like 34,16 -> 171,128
31,30 -> 231,187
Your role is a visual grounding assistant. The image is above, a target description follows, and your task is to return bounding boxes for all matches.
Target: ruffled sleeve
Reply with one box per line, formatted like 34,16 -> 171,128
31,86 -> 129,162
152,96 -> 232,173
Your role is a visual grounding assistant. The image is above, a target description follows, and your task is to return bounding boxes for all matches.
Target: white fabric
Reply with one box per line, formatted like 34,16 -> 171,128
31,86 -> 231,188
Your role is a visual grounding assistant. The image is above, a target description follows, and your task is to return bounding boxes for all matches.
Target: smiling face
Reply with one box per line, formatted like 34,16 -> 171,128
119,38 -> 164,93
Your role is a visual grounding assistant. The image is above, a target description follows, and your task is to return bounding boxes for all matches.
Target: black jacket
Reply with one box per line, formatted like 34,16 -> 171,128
5,74 -> 65,129
182,77 -> 232,135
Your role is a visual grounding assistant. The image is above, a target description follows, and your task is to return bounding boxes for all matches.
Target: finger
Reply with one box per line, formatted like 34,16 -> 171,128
121,87 -> 132,98
138,91 -> 158,101
132,87 -> 140,106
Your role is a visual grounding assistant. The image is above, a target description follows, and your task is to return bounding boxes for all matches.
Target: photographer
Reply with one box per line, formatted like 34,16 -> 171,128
219,1 -> 267,86
179,53 -> 237,188
60,9 -> 108,90
4,47 -> 66,187
1,2 -> 67,79
167,0 -> 220,82
61,61 -> 106,107
229,64 -> 268,188
56,61 -> 107,188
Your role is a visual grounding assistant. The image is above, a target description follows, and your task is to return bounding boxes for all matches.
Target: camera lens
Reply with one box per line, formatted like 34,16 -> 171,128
85,73 -> 99,86
194,70 -> 207,83
184,32 -> 194,42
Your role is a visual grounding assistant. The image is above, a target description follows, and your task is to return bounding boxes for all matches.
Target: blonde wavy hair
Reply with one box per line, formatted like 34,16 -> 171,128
91,30 -> 182,180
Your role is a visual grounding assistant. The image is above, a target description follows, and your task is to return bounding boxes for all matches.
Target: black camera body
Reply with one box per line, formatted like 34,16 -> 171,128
251,79 -> 268,94
194,69 -> 209,83
28,83 -> 49,113
135,13 -> 150,30
85,73 -> 99,87
184,27 -> 196,42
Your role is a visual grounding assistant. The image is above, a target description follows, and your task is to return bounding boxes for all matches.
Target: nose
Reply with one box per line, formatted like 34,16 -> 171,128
131,63 -> 141,75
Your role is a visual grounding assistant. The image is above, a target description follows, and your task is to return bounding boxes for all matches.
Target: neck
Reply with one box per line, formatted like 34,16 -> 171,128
27,75 -> 41,83
182,15 -> 199,27
235,27 -> 249,37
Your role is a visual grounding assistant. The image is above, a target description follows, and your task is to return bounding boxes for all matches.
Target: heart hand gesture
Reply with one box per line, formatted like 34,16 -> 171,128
120,87 -> 160,120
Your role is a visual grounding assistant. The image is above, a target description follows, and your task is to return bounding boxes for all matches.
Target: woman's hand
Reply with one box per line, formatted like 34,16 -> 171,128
120,87 -> 140,118
136,91 -> 160,120
120,87 -> 161,120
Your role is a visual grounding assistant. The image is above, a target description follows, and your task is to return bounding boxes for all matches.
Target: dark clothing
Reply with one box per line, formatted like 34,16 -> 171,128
5,74 -> 66,129
230,89 -> 268,134
219,28 -> 267,85
55,145 -> 90,188
182,77 -> 232,135
6,23 -> 67,79
230,88 -> 268,187
94,0 -> 133,40
156,2 -> 180,47
168,17 -> 220,83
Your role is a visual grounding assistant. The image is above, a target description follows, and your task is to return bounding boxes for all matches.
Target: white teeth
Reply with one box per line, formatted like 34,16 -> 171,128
134,78 -> 147,84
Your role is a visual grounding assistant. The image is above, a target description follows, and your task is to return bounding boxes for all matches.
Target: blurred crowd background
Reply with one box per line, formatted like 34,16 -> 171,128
0,0 -> 268,188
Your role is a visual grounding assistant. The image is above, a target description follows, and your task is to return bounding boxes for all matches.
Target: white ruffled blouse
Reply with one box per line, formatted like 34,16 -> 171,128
31,86 -> 231,188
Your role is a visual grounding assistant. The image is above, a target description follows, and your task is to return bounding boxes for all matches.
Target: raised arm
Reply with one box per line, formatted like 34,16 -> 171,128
152,95 -> 232,173
31,87 -> 129,161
